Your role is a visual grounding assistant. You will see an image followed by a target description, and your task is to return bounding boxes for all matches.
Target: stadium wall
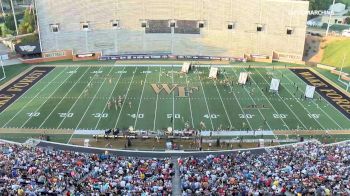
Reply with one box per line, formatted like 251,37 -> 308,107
35,0 -> 309,61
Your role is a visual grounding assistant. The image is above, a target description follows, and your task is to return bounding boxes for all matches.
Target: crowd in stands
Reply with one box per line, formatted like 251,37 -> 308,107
1,140 -> 350,195
0,143 -> 173,195
179,142 -> 350,195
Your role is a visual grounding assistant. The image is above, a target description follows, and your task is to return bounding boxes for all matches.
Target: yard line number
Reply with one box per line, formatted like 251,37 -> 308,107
91,71 -> 103,74
27,112 -> 40,117
239,114 -> 254,119
58,113 -> 74,118
167,114 -> 181,119
129,114 -> 144,119
92,113 -> 108,118
273,114 -> 288,119
308,114 -> 320,119
204,114 -> 220,119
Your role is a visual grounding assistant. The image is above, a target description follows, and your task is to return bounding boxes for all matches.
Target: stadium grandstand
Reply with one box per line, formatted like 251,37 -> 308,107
0,139 -> 349,195
34,0 -> 308,62
2,0 -> 350,195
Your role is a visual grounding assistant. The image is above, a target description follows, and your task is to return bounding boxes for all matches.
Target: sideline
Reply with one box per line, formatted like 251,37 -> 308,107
29,138 -> 320,158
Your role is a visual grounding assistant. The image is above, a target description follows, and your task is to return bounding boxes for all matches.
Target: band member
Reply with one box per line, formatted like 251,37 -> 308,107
107,100 -> 111,110
114,98 -> 118,110
200,121 -> 206,129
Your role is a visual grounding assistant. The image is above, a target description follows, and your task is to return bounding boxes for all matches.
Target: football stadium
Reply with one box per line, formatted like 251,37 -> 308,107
0,0 -> 350,195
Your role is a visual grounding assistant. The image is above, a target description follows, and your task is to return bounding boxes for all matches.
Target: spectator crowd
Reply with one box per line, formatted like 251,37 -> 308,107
0,140 -> 350,195
179,142 -> 350,195
0,143 -> 173,195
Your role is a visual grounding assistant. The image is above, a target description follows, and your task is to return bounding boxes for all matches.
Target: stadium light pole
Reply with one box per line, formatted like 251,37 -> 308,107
326,0 -> 336,37
10,0 -> 19,35
339,54 -> 346,80
0,59 -> 6,81
339,54 -> 350,91
0,0 -> 5,18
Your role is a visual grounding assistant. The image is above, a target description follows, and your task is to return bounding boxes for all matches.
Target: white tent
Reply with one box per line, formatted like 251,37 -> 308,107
329,3 -> 346,14
181,62 -> 191,73
270,78 -> 280,92
305,85 -> 316,98
209,67 -> 218,79
238,72 -> 248,85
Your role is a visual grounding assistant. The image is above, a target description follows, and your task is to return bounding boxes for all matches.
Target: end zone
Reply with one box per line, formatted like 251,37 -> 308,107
0,67 -> 54,112
291,68 -> 350,119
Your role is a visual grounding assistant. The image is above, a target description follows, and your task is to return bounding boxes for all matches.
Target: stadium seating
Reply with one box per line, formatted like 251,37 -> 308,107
1,141 -> 349,195
174,20 -> 200,34
0,143 -> 173,195
179,142 -> 350,195
145,20 -> 171,34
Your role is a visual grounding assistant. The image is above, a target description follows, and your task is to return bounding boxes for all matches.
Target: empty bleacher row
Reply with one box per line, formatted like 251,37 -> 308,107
174,20 -> 200,34
145,20 -> 200,34
145,20 -> 171,33
36,0 -> 308,59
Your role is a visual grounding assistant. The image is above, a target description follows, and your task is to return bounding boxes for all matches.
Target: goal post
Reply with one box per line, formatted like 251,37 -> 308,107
0,55 -> 7,82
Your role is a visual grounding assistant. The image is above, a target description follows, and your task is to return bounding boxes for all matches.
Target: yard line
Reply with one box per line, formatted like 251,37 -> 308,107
114,67 -> 137,128
134,66 -> 150,129
93,66 -> 126,129
37,67 -> 92,128
153,66 -> 162,131
255,68 -> 307,129
185,72 -> 195,128
212,81 -> 233,128
66,67 -> 114,143
0,67 -> 61,118
172,65 -> 175,130
2,67 -> 68,128
222,70 -> 253,130
196,70 -> 214,130
236,67 -> 290,130
229,69 -> 272,131
281,70 -> 343,130
58,67 -> 111,129
279,75 -> 326,130
19,67 -> 80,128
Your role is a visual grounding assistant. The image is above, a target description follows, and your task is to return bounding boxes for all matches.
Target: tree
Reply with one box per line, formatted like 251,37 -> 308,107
4,14 -> 16,31
308,0 -> 333,19
19,8 -> 35,34
309,0 -> 332,11
19,33 -> 38,44
345,17 -> 350,25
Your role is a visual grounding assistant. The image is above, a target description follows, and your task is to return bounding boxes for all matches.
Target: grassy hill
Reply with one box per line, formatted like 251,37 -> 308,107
321,38 -> 350,67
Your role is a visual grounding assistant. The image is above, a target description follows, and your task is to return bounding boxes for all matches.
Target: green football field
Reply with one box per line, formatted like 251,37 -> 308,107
1,64 -> 350,142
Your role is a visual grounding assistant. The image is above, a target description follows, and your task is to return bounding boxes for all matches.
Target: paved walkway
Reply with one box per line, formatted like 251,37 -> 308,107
171,157 -> 182,196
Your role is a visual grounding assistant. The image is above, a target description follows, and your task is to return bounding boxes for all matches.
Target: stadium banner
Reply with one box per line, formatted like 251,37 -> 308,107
270,78 -> 280,91
0,54 -> 9,60
209,67 -> 218,79
291,69 -> 350,119
238,72 -> 248,85
42,51 -> 66,58
181,62 -> 191,73
0,67 -> 54,112
99,54 -> 242,61
316,64 -> 336,71
305,85 -> 316,99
